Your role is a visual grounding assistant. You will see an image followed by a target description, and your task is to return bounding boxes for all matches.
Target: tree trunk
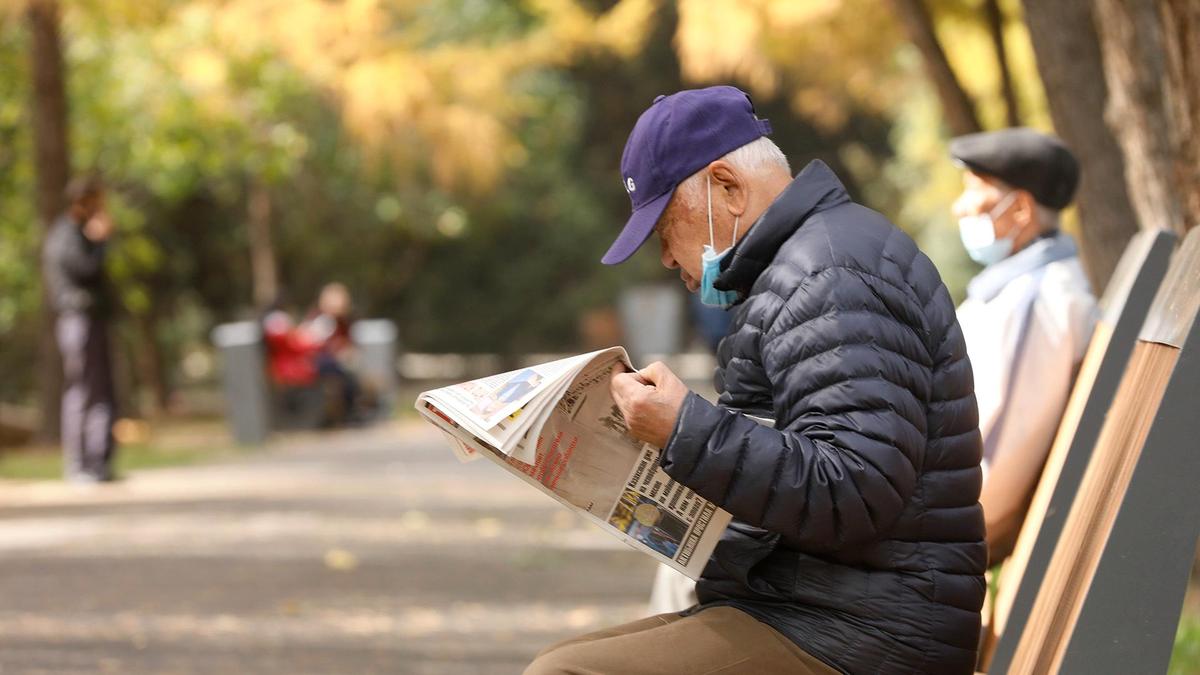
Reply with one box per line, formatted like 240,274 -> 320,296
111,324 -> 141,420
1020,0 -> 1141,292
1160,0 -> 1200,231
890,0 -> 983,136
136,311 -> 170,415
984,0 -> 1022,127
27,0 -> 70,442
1092,0 -> 1198,235
247,183 -> 278,311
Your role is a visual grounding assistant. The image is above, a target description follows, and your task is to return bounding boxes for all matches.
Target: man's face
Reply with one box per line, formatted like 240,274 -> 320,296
653,190 -> 709,292
648,159 -> 791,292
952,171 -> 1021,241
319,285 -> 350,318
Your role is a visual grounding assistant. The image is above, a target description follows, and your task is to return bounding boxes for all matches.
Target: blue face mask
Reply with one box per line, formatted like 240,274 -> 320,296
958,191 -> 1018,266
699,174 -> 740,308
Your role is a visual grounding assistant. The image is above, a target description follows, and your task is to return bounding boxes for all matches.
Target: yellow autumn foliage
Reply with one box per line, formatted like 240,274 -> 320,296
675,0 -> 903,132
181,0 -> 658,193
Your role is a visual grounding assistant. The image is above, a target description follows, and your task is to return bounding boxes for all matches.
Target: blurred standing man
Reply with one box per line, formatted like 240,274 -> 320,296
44,175 -> 117,483
950,128 -> 1098,563
526,86 -> 986,675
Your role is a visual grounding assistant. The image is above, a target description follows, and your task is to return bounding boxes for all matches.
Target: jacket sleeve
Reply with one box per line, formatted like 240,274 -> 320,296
55,228 -> 106,282
661,266 -> 933,552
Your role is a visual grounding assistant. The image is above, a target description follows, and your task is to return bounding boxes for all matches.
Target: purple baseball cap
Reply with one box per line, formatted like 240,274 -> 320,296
601,85 -> 773,265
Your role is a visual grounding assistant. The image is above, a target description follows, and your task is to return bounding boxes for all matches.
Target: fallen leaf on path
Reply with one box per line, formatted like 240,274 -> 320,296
474,517 -> 503,538
324,548 -> 359,571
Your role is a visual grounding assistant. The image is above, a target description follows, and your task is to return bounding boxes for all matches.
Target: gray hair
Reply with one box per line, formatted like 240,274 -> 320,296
674,136 -> 791,209
1034,203 -> 1061,231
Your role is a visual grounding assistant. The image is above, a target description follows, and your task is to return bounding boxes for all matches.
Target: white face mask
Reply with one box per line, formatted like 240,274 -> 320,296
958,191 -> 1018,266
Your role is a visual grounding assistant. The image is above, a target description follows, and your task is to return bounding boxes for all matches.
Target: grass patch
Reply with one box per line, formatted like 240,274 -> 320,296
0,442 -> 234,481
1172,612 -> 1200,675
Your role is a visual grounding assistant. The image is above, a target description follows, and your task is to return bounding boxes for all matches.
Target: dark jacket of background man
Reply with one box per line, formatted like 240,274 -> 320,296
663,160 -> 988,674
44,212 -> 111,319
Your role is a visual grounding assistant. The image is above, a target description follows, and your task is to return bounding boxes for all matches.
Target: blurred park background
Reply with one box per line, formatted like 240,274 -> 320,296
0,0 -> 1198,673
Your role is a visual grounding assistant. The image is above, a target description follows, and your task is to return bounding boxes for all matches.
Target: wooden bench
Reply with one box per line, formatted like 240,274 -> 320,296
999,226 -> 1200,673
981,228 -> 1177,671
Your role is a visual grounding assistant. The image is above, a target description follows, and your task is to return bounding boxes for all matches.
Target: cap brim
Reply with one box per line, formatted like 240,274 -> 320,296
601,189 -> 673,265
949,135 -> 993,175
951,155 -> 990,177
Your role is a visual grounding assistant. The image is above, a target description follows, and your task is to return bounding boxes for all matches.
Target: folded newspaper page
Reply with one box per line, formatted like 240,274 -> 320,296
415,347 -> 731,579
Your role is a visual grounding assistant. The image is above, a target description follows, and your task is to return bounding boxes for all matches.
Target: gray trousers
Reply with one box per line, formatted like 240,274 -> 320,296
56,311 -> 115,479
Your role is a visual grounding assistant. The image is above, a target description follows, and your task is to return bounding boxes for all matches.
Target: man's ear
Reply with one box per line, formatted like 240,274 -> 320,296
707,160 -> 747,218
1012,190 -> 1036,231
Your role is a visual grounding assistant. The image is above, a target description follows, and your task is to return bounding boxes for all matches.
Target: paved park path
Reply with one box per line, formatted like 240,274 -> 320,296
0,421 -> 656,674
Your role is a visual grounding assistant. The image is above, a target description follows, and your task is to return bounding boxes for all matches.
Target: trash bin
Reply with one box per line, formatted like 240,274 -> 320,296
351,319 -> 398,417
212,321 -> 270,445
618,283 -> 684,365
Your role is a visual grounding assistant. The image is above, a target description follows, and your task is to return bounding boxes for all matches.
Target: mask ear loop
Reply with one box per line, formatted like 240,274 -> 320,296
990,191 -> 1019,219
988,191 -> 1021,243
706,173 -> 714,248
707,172 -> 742,251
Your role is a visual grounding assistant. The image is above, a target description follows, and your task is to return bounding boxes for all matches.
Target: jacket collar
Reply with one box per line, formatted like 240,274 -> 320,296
966,231 -> 1079,302
715,159 -> 851,297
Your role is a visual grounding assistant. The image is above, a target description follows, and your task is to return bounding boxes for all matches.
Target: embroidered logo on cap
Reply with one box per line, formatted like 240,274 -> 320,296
624,177 -> 636,193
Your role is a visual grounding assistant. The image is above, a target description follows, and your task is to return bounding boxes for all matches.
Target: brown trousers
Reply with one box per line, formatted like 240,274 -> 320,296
524,606 -> 841,675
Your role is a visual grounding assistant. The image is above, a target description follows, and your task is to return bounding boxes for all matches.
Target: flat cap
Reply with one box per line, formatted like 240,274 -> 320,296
950,127 -> 1080,209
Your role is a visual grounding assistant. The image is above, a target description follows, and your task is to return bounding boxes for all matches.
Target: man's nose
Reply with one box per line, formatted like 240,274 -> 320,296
659,241 -> 678,270
951,192 -> 977,219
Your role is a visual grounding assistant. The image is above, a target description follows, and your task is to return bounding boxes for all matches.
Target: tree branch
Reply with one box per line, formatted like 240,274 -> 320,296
984,0 -> 1022,127
890,0 -> 982,136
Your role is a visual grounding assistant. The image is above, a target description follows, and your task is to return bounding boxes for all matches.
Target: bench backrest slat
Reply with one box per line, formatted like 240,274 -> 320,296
986,229 -> 1176,672
1007,227 -> 1200,674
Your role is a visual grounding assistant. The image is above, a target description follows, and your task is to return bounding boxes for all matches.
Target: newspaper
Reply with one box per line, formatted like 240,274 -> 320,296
415,347 -> 731,579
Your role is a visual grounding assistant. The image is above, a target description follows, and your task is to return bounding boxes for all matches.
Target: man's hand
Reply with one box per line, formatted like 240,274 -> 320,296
610,361 -> 690,449
83,212 -> 114,242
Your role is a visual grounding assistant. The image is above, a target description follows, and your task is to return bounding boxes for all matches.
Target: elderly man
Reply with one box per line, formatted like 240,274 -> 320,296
525,86 -> 986,674
950,128 -> 1098,563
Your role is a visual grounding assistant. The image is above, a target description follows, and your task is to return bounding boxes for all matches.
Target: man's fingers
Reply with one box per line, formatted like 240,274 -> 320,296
610,364 -> 633,401
639,361 -> 671,385
610,372 -> 645,402
613,360 -> 653,385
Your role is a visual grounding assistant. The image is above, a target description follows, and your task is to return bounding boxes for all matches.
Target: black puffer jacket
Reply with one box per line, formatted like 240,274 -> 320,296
662,160 -> 987,674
